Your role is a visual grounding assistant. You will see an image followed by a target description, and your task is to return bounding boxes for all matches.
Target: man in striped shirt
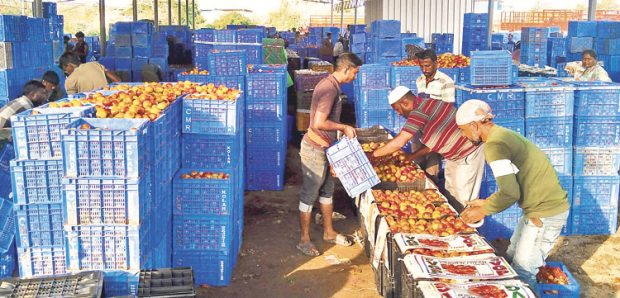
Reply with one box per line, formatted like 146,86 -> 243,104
372,86 -> 485,207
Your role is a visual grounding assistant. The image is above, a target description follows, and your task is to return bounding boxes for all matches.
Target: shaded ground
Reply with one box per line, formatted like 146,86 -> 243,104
199,143 -> 620,298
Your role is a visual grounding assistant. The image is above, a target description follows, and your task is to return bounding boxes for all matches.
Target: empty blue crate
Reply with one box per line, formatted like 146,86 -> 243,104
526,117 -> 573,148
540,147 -> 573,176
535,262 -> 580,298
571,176 -> 620,235
173,250 -> 234,286
597,21 -> 620,39
246,99 -> 284,122
65,225 -> 147,272
571,82 -> 620,117
464,13 -> 488,28
350,33 -> 366,44
11,105 -> 94,160
245,167 -> 284,191
357,108 -> 395,129
568,21 -> 597,37
173,215 -> 237,252
247,72 -> 286,99
521,27 -> 549,43
207,50 -> 247,76
237,29 -> 263,43
390,66 -> 422,90
0,143 -> 14,200
518,78 -> 575,117
62,176 -> 151,226
214,30 -> 237,43
131,34 -> 150,47
246,146 -> 286,172
172,168 -> 238,216
456,85 -> 525,121
573,147 -> 620,176
358,88 -> 390,108
375,39 -> 402,57
10,159 -> 64,205
237,44 -> 262,65
181,94 -> 242,135
17,245 -> 66,278
246,122 -> 286,148
181,134 -> 240,169
371,20 -> 401,38
355,64 -> 391,88
133,46 -> 151,58
568,37 -> 593,53
469,50 -> 513,86
574,116 -> 620,147
60,118 -> 151,178
15,203 -> 64,248
103,270 -> 139,297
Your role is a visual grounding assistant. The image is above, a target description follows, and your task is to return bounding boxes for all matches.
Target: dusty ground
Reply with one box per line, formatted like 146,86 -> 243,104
199,142 -> 620,298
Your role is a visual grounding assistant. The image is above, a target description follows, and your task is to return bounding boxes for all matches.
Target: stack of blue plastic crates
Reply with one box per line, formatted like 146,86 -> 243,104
0,143 -> 15,278
431,33 -> 453,54
462,13 -> 489,56
567,21 -> 597,64
368,20 -> 402,64
9,103 -> 95,280
469,50 -> 513,87
40,2 -> 64,64
193,29 -> 263,70
547,37 -> 566,68
175,68 -> 246,285
565,80 -> 620,235
491,33 -> 505,50
518,77 -> 576,235
354,64 -> 399,133
350,32 -> 367,62
590,21 -> 620,81
245,64 -> 288,191
520,27 -> 549,67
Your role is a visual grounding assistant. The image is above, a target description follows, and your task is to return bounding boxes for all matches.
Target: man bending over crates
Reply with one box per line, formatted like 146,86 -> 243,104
371,86 -> 485,208
297,53 -> 363,257
456,99 -> 569,288
0,81 -> 49,144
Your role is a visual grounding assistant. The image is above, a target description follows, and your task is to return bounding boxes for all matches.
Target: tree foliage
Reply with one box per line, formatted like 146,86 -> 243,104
210,12 -> 255,29
266,0 -> 303,31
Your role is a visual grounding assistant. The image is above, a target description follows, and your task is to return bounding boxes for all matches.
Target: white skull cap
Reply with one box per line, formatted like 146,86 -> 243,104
455,99 -> 494,125
388,86 -> 411,105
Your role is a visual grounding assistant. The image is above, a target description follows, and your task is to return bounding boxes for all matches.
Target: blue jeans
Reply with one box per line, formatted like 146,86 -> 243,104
506,210 -> 569,288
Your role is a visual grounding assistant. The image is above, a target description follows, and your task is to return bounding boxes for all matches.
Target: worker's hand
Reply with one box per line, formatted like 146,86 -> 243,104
466,199 -> 487,208
329,165 -> 337,177
460,206 -> 487,224
342,125 -> 356,140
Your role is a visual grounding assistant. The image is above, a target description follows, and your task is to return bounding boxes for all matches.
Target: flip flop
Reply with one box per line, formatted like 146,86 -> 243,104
297,242 -> 321,257
324,234 -> 353,247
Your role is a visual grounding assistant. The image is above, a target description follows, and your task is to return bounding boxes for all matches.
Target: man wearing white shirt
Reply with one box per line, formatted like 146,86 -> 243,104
415,49 -> 456,103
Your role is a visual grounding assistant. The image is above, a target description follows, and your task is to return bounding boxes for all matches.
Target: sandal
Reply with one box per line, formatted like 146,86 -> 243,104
324,234 -> 353,247
297,242 -> 321,256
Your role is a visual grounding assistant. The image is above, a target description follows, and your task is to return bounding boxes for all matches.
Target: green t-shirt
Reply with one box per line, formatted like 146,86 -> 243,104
482,125 -> 570,218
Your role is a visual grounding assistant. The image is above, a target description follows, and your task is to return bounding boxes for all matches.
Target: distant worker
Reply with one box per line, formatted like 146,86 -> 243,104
41,71 -> 62,102
73,31 -> 89,63
320,32 -> 334,63
0,81 -> 49,143
333,37 -> 345,61
63,35 -> 73,53
141,62 -> 163,83
60,52 -> 121,95
565,49 -> 612,82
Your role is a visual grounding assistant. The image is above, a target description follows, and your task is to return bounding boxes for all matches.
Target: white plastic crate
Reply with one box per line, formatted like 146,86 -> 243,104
326,137 -> 380,197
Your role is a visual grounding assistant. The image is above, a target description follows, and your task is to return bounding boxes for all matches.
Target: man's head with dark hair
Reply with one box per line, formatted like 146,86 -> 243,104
22,80 -> 49,105
42,71 -> 60,92
326,32 -> 332,38
333,53 -> 363,84
63,35 -> 70,43
416,49 -> 438,79
75,31 -> 85,39
59,52 -> 82,75
582,49 -> 598,68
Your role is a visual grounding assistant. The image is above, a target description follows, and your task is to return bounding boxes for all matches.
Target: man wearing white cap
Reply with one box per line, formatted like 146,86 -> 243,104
456,99 -> 570,288
372,86 -> 485,207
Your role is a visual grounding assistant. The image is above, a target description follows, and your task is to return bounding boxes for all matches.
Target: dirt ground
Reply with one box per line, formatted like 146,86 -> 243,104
200,143 -> 620,298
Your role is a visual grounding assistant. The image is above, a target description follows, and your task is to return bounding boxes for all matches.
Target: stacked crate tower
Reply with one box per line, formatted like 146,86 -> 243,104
591,21 -> 620,81
520,27 -> 549,68
431,33 -> 454,54
547,35 -> 566,68
368,20 -> 402,64
461,13 -> 489,56
174,50 -> 246,286
570,81 -> 620,235
354,63 -> 398,133
192,28 -> 263,72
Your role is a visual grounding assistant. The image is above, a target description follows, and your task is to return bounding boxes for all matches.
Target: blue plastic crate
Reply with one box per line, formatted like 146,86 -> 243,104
358,88 -> 390,108
65,225 -> 148,272
463,13 -> 488,28
348,24 -> 366,34
246,72 -> 286,99
246,145 -> 286,171
0,241 -> 15,278
375,38 -> 402,57
17,245 -> 66,278
568,37 -> 593,53
132,46 -> 151,58
172,168 -> 239,216
438,68 -> 460,83
370,20 -> 401,38
245,167 -> 284,191
14,203 -> 63,249
469,50 -> 513,86
131,57 -> 148,71
131,33 -> 150,47
401,37 -> 425,57
246,99 -> 284,122
376,56 -> 402,64
0,198 -> 14,254
0,143 -> 14,200
205,75 -> 246,92
103,270 -> 139,297
597,21 -> 620,39
237,29 -> 263,43
207,50 -> 247,76
350,33 -> 366,44
573,175 -> 620,208
60,118 -> 151,178
458,67 -> 470,83
571,202 -> 618,235
10,159 -> 64,205
495,119 -> 525,136
518,78 -> 575,117
540,147 -> 573,176
477,203 -> 522,241
237,44 -> 262,65
573,147 -> 620,176
181,134 -> 240,169
115,58 -> 132,71
462,28 -> 489,42
574,116 -> 620,147
535,262 -> 580,298
172,250 -> 234,286
571,83 -> 620,117
213,30 -> 237,43
568,21 -> 597,37
525,116 -> 573,149
390,66 -> 422,91
173,214 -> 238,252
177,73 -> 209,83
246,122 -> 286,148
456,85 -> 525,121
355,64 -> 391,88
356,108 -> 395,129
112,34 -> 132,47
112,22 -> 132,34
62,176 -> 152,226
181,94 -> 242,135
521,27 -> 549,43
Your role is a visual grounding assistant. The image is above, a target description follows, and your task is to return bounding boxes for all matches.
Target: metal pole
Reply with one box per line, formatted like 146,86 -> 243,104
185,0 -> 189,26
340,2 -> 344,31
168,0 -> 172,25
354,0 -> 358,25
99,0 -> 107,56
192,0 -> 195,29
588,0 -> 597,21
331,0 -> 334,27
487,0 -> 494,50
178,0 -> 182,25
33,0 -> 42,18
133,0 -> 138,21
154,0 -> 159,31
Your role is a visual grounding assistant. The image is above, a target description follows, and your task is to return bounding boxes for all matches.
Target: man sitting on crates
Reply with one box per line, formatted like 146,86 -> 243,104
456,99 -> 570,289
297,53 -> 362,257
371,86 -> 485,209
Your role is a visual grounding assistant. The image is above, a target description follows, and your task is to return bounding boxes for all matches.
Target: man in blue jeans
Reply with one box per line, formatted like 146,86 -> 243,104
456,99 -> 570,288
297,53 -> 363,256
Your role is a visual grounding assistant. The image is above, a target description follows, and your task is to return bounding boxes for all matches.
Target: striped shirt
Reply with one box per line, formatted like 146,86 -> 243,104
416,70 -> 456,103
402,97 -> 479,160
0,95 -> 33,142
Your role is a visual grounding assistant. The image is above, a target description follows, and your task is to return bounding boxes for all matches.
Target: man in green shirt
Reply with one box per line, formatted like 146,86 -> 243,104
456,99 -> 569,288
